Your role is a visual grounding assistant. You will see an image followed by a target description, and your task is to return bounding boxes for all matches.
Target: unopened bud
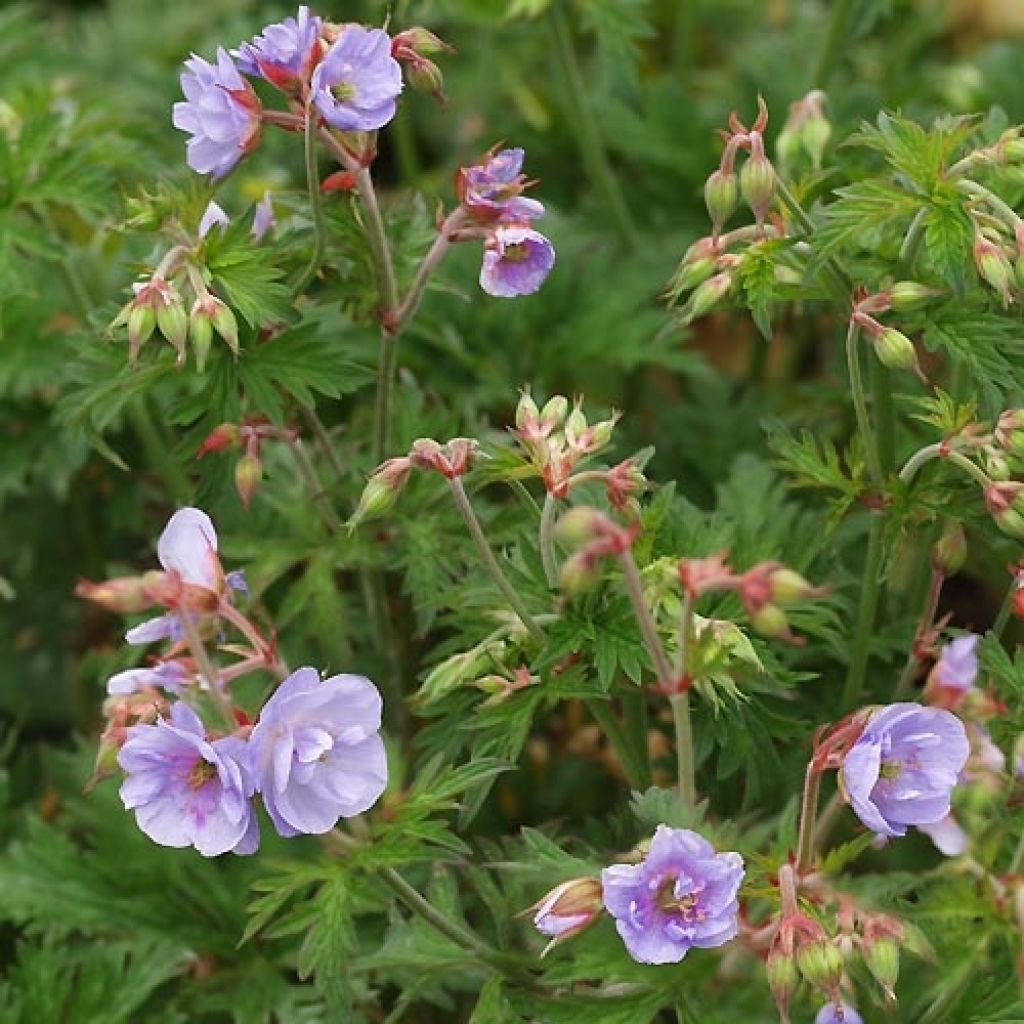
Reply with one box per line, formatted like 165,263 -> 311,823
348,458 -> 413,528
127,305 -> 156,361
889,281 -> 940,312
516,391 -> 540,430
739,151 -> 776,225
75,575 -> 154,614
769,568 -> 820,605
528,877 -> 604,954
750,603 -> 791,641
765,949 -> 799,1019
554,507 -> 609,549
564,404 -> 587,444
670,255 -> 716,297
559,551 -> 599,595
234,453 -> 262,508
863,935 -> 900,1000
540,395 -> 569,429
796,938 -> 843,994
392,26 -> 453,56
406,55 -> 445,102
196,423 -> 241,458
156,299 -> 188,365
775,127 -> 801,169
211,301 -> 239,357
704,169 -> 739,233
932,523 -> 967,575
974,235 -> 1014,306
684,271 -> 732,323
984,446 -> 1013,481
996,507 -> 1024,539
801,112 -> 831,169
873,328 -> 920,374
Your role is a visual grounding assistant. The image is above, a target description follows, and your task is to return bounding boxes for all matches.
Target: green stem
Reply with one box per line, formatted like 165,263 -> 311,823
127,399 -> 191,504
288,439 -> 343,533
845,323 -> 883,485
670,691 -> 697,810
811,0 -> 855,89
795,763 -> 823,872
813,788 -> 845,850
898,443 -> 992,489
616,548 -> 676,688
549,0 -> 638,249
774,177 -> 851,301
1010,830 -> 1024,875
893,566 -> 944,700
898,208 -> 928,274
177,609 -> 236,731
447,477 -> 545,642
300,406 -> 346,484
587,698 -> 647,791
842,511 -> 885,710
870,358 -> 896,475
957,179 -> 1024,233
293,104 -> 327,295
539,493 -> 559,587
993,575 -> 1018,642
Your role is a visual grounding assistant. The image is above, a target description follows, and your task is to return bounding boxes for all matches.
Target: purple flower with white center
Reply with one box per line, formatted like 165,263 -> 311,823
249,667 -> 387,836
840,703 -> 969,839
107,660 -> 193,697
918,813 -> 968,857
251,193 -> 275,240
310,26 -> 403,133
198,200 -> 229,238
459,147 -> 545,223
600,825 -> 744,965
815,1004 -> 863,1024
126,508 -> 226,645
235,6 -> 321,89
118,702 -> 258,856
173,48 -> 261,178
934,634 -> 979,690
479,224 -> 555,298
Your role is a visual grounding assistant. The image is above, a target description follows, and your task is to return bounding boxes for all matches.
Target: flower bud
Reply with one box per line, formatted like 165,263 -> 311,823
189,305 -> 214,372
406,55 -> 445,102
196,423 -> 241,459
765,948 -> 799,1022
704,169 -> 739,233
984,446 -> 1013,481
872,328 -> 920,374
997,409 -> 1024,456
996,507 -> 1024,539
863,935 -> 900,1000
739,150 -> 776,225
796,938 -> 844,995
540,395 -> 569,429
889,281 -> 940,312
559,551 -> 599,595
931,523 -> 967,575
527,877 -> 604,955
348,458 -> 414,529
516,391 -> 540,431
974,235 -> 1014,306
801,112 -> 831,169
775,127 -> 801,169
669,255 -> 716,297
127,305 -> 156,362
768,568 -> 820,605
683,271 -> 732,323
391,26 -> 454,57
750,602 -> 790,640
234,453 -> 262,509
75,574 -> 155,614
155,297 -> 188,365
554,507 -> 609,549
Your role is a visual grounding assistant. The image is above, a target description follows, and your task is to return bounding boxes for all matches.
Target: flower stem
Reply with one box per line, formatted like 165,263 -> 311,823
898,443 -> 992,489
893,566 -> 944,699
539,493 -> 559,587
127,399 -> 192,505
670,691 -> 697,811
795,763 -> 823,872
615,548 -> 676,689
778,863 -> 799,918
811,0 -> 855,88
447,477 -> 545,642
842,511 -> 885,710
177,610 -> 235,731
392,208 -> 467,328
292,104 -> 327,295
288,439 -> 343,533
300,406 -> 346,484
846,322 -> 884,485
1009,830 -> 1024,875
957,179 -> 1024,233
548,0 -> 638,249
993,574 -> 1019,641
586,698 -> 647,791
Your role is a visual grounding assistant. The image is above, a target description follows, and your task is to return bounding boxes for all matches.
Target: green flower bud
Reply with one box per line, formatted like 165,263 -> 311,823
873,328 -> 919,373
516,391 -> 540,430
932,523 -> 967,575
559,551 -> 599,595
801,113 -> 831,169
684,271 -> 732,323
985,446 -> 1012,481
739,153 -> 776,223
889,281 -> 940,312
670,255 -> 716,297
127,305 -> 156,362
704,169 -> 739,232
540,395 -> 569,428
554,507 -> 607,549
765,948 -> 799,1006
769,568 -> 818,605
863,936 -> 900,1000
211,300 -> 239,357
156,300 -> 188,364
796,938 -> 843,994
996,506 -> 1024,539
234,453 -> 262,509
974,236 -> 1013,306
750,603 -> 789,640
775,127 -> 801,169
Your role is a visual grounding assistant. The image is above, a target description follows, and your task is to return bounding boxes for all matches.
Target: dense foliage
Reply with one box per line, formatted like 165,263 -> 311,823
5,1 -> 1024,1022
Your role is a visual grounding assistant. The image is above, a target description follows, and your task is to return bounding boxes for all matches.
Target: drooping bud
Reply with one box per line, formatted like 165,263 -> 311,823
559,550 -> 600,595
765,947 -> 799,1024
555,507 -> 612,549
931,523 -> 967,575
126,305 -> 156,362
516,390 -> 541,431
795,937 -> 844,996
768,568 -> 824,605
683,271 -> 732,323
405,55 -> 445,102
749,603 -> 793,642
704,169 -> 739,235
348,457 -> 414,529
984,445 -> 1013,481
801,109 -> 831,169
189,303 -> 213,373
526,877 -> 604,955
996,409 -> 1024,456
196,423 -> 241,459
974,235 -> 1014,307
234,453 -> 263,509
739,138 -> 776,226
155,295 -> 188,366
872,327 -> 921,375
986,482 -> 1024,538
889,281 -> 941,312
540,395 -> 569,430
863,934 -> 900,1000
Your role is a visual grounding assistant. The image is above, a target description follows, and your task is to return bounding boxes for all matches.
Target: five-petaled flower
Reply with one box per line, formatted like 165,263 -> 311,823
840,702 -> 969,839
311,26 -> 403,132
458,147 -> 545,224
601,825 -> 744,964
236,5 -> 322,91
933,634 -> 979,691
479,224 -> 555,298
173,48 -> 261,178
249,666 -> 388,836
118,701 -> 258,857
815,1003 -> 863,1024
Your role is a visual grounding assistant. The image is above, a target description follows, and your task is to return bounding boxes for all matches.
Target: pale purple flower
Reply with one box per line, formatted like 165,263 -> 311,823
251,193 -> 275,240
310,26 -> 402,132
458,147 -> 545,223
815,1004 -> 863,1024
601,825 -> 744,965
107,660 -> 193,697
118,702 -> 258,856
236,6 -> 321,87
126,508 -> 225,645
479,225 -> 555,298
225,569 -> 248,594
935,634 -> 979,690
249,667 -> 387,836
918,814 -> 968,857
841,703 -> 969,839
198,200 -> 230,238
173,48 -> 261,178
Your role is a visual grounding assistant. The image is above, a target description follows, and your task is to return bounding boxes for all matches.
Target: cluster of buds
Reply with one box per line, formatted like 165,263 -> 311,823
349,435 -> 480,527
677,553 -> 828,645
775,90 -> 832,172
111,207 -> 239,368
390,27 -> 452,104
850,291 -> 926,379
514,391 -> 625,500
196,417 -> 299,508
554,507 -> 638,595
86,685 -> 171,791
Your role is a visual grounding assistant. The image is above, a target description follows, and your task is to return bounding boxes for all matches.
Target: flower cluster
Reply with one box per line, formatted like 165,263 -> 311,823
79,508 -> 387,855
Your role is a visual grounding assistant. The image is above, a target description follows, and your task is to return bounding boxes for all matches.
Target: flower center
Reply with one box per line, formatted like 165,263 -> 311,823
879,759 -> 902,780
187,758 -> 217,789
332,79 -> 357,102
655,878 -> 701,920
503,242 -> 530,263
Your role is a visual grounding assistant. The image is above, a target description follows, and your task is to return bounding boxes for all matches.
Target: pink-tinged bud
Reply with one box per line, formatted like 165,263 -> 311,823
986,482 -> 1024,537
564,402 -> 587,444
704,169 -> 739,234
527,877 -> 604,955
234,453 -> 262,508
196,423 -> 241,459
322,169 -> 359,193
996,409 -> 1024,456
872,328 -> 920,375
1015,253 -> 1024,291
409,437 -> 478,478
516,390 -> 540,431
405,54 -> 445,102
348,457 -> 414,528
863,934 -> 899,1001
127,305 -> 156,362
684,271 -> 732,323
974,235 -> 1014,306
801,111 -> 831,169
931,523 -> 967,575
796,937 -> 844,995
156,299 -> 188,366
750,603 -> 796,643
555,507 -> 612,549
74,575 -> 155,614
984,446 -> 1012,481
540,395 -> 569,429
559,550 -> 600,595
768,567 -> 825,605
670,255 -> 716,298
391,27 -> 454,57
889,281 -> 941,312
765,948 -> 799,1023
739,146 -> 776,226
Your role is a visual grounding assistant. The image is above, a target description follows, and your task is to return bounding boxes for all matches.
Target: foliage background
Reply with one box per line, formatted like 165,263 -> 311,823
3,0 -> 1024,1020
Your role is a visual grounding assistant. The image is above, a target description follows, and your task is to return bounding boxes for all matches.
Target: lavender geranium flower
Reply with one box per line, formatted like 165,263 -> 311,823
840,703 -> 969,839
601,825 -> 744,965
107,660 -> 193,697
934,634 -> 979,690
173,48 -> 261,178
249,667 -> 387,836
310,26 -> 402,132
815,1004 -> 863,1024
479,224 -> 555,298
236,6 -> 321,89
458,147 -> 545,223
918,813 -> 968,857
118,702 -> 258,856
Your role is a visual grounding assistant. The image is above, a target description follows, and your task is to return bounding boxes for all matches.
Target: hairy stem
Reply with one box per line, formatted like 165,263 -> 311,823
845,323 -> 883,485
178,609 -> 236,730
795,763 -> 823,872
615,548 -> 676,689
893,567 -> 944,699
539,493 -> 560,587
293,104 -> 327,295
898,443 -> 992,489
670,691 -> 697,810
447,477 -> 545,641
392,208 -> 467,328
842,511 -> 885,710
